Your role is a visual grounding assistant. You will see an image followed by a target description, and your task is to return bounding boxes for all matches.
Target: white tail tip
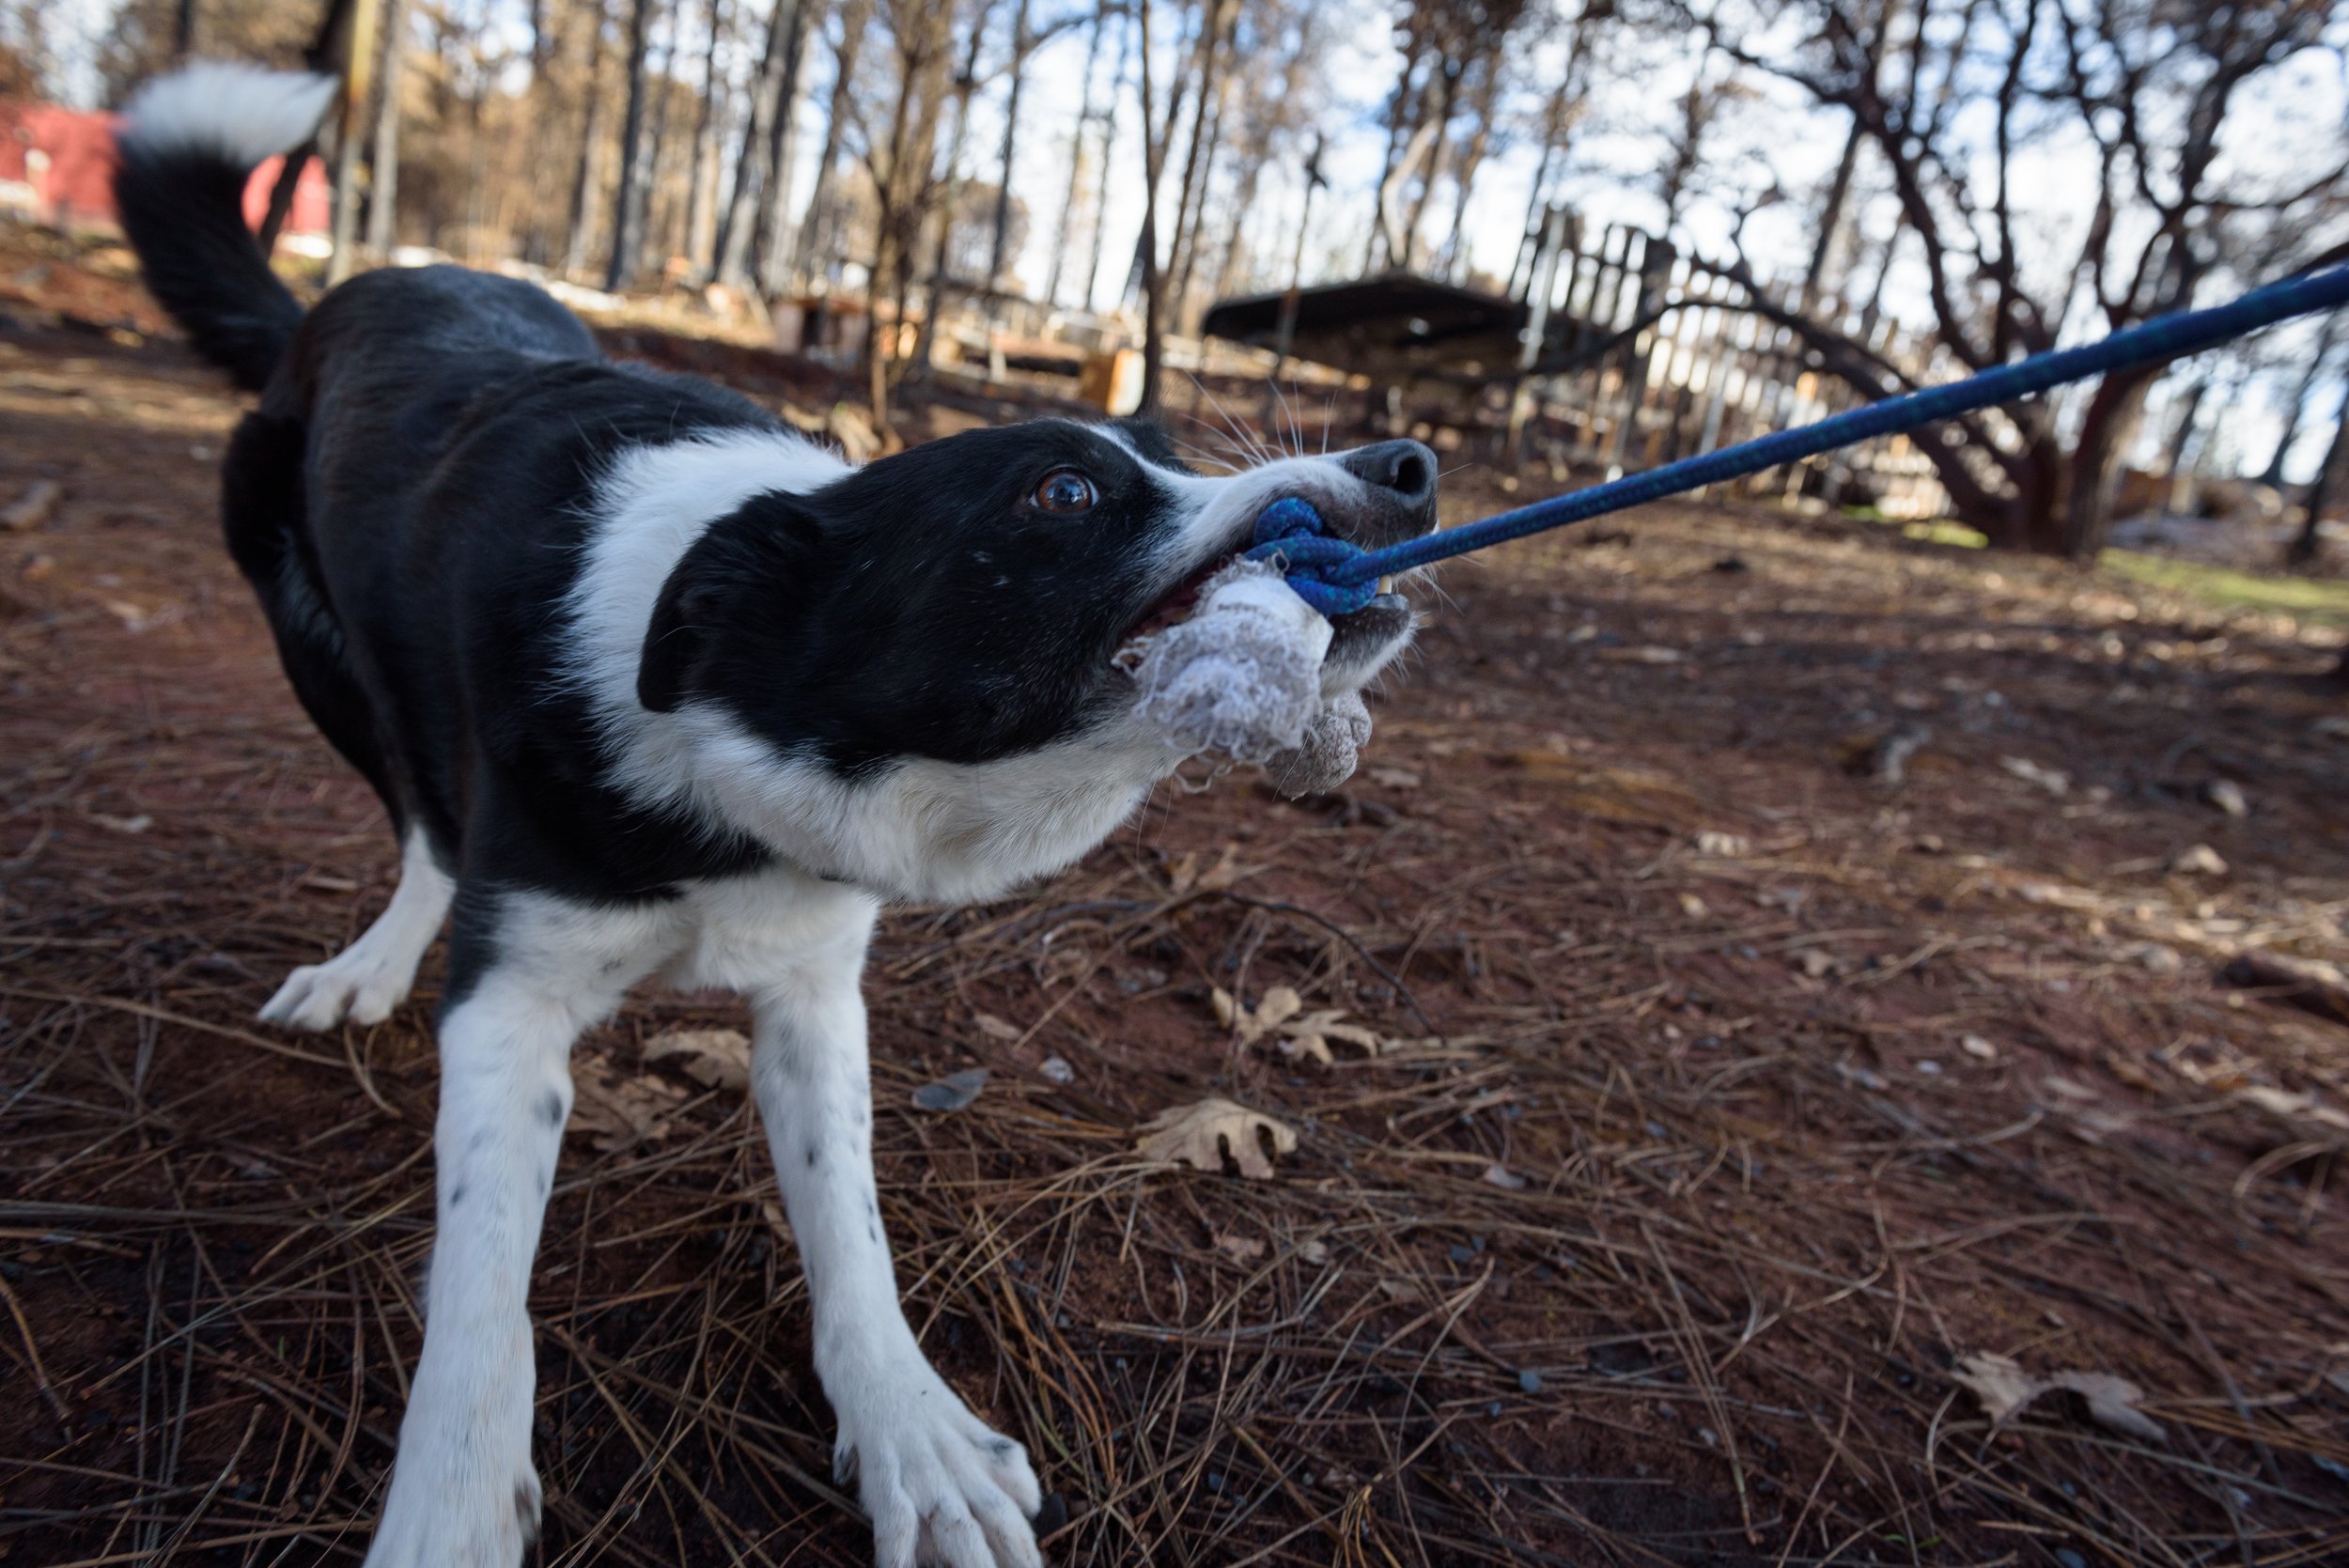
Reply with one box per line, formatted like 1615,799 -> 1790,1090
120,62 -> 339,168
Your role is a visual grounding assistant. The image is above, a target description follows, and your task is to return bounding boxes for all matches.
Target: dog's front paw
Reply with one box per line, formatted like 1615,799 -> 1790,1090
833,1363 -> 1043,1568
361,1437 -> 540,1568
258,945 -> 413,1030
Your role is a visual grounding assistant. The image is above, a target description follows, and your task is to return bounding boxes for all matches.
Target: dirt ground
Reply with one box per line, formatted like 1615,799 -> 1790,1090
5,227 -> 2349,1567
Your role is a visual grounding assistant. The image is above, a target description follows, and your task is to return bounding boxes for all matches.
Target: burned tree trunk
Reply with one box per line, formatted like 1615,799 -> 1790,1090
325,0 -> 382,286
1081,9 -> 1131,309
2054,366 -> 2159,559
794,0 -> 872,288
1164,0 -> 1236,318
1436,58 -> 1501,282
2261,314 -> 2342,489
602,0 -> 659,290
713,0 -> 797,288
2288,376 -> 2349,569
634,1 -> 687,281
862,0 -> 952,438
984,0 -> 1035,303
1135,0 -> 1170,414
682,0 -> 731,278
905,0 -> 995,379
752,0 -> 817,293
364,0 -> 411,257
257,0 -> 356,255
1043,2 -> 1105,308
564,0 -> 614,277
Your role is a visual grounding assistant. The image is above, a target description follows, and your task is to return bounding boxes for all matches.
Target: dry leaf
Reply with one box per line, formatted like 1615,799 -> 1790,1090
2170,844 -> 2228,877
2120,940 -> 2185,974
1677,892 -> 1709,918
2,479 -> 62,533
1278,1032 -> 1335,1067
568,1052 -> 687,1152
2235,1084 -> 2349,1133
1213,1232 -> 1267,1264
1499,753 -> 1704,831
911,1067 -> 989,1112
1220,987 -> 1392,1065
1170,841 -> 1256,896
1693,830 -> 1750,856
1296,1239 -> 1330,1265
1954,1352 -> 2166,1443
1367,766 -> 1423,789
1136,1097 -> 1297,1179
1999,756 -> 2071,795
642,1027 -> 752,1091
1285,1010 -> 1384,1052
1960,1033 -> 1998,1061
972,1012 -> 1022,1042
1214,986 -> 1302,1046
1953,1353 -> 2041,1425
1482,1162 -> 1530,1190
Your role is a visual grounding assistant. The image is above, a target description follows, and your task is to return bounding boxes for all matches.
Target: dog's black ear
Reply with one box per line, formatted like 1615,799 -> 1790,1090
638,535 -> 723,714
638,498 -> 823,714
1110,416 -> 1195,474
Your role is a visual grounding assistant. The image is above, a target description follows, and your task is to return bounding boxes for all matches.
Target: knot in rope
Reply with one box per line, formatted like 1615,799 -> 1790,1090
1243,497 -> 1379,617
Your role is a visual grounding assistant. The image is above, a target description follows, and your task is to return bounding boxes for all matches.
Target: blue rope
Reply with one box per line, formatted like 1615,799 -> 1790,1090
1248,263 -> 2349,616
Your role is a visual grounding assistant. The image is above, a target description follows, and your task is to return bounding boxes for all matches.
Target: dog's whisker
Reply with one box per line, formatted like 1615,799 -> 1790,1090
1176,395 -> 1262,472
1190,378 -> 1274,468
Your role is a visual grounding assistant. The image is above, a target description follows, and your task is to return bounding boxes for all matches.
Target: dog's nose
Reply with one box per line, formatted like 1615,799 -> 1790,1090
1341,440 -> 1437,506
1333,439 -> 1439,547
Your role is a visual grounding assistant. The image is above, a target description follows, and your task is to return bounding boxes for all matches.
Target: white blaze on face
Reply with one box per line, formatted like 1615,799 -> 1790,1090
1096,424 -> 1370,589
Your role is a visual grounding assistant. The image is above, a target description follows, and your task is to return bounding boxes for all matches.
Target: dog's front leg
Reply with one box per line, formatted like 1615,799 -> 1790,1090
749,945 -> 1044,1568
365,900 -> 665,1568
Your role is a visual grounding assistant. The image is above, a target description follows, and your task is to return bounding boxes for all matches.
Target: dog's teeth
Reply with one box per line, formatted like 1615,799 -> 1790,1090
1377,576 -> 1394,594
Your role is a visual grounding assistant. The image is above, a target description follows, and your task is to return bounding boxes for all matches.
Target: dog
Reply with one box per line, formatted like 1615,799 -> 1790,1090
112,61 -> 1434,1568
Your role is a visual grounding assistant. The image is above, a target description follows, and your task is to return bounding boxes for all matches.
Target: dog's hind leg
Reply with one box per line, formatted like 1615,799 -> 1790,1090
260,828 -> 454,1030
225,410 -> 455,1032
737,902 -> 1045,1568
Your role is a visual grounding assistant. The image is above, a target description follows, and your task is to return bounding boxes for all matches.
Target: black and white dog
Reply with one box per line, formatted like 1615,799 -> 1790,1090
113,62 -> 1433,1568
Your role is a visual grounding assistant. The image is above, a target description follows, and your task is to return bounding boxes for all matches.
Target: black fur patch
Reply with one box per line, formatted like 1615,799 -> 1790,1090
642,418 -> 1209,776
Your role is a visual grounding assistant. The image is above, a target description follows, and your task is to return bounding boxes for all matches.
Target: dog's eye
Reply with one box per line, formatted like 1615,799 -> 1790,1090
1030,470 -> 1097,515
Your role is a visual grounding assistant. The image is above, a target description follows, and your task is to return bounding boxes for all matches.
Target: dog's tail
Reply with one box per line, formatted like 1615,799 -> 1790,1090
112,63 -> 338,392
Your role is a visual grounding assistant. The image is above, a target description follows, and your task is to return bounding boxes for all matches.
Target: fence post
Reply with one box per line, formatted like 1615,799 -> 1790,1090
1508,206 -> 1572,458
1603,234 -> 1674,474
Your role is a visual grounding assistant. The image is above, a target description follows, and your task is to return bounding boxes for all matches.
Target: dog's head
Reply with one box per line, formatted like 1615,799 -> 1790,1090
636,417 -> 1436,776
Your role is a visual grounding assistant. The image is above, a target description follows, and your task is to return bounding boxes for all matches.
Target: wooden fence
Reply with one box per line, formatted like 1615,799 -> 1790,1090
1151,209 -> 1952,520
1487,210 -> 1949,519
